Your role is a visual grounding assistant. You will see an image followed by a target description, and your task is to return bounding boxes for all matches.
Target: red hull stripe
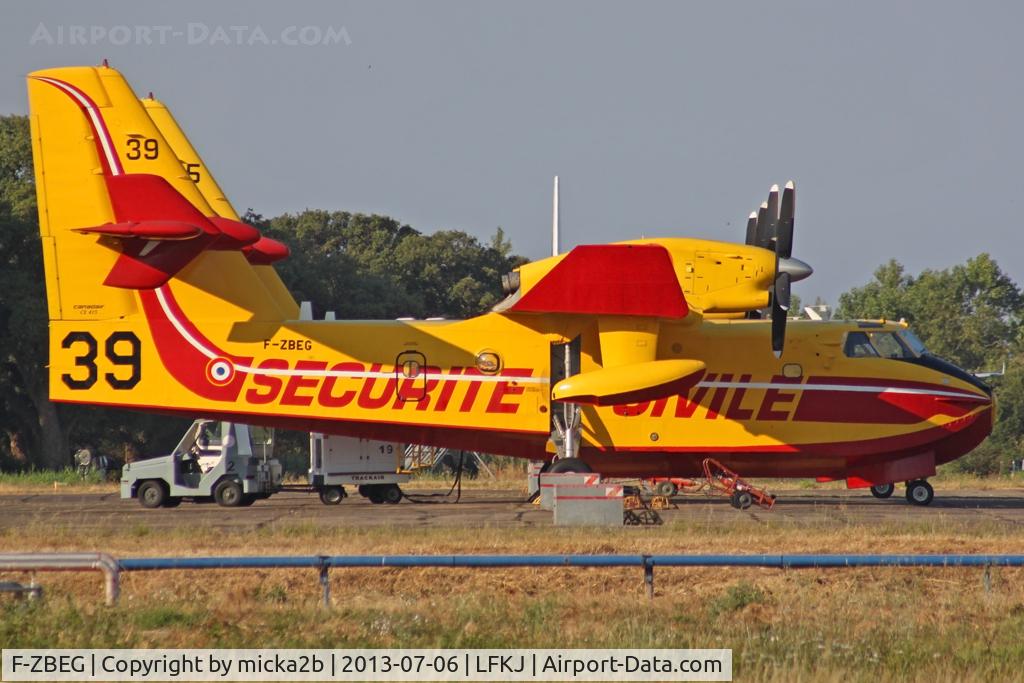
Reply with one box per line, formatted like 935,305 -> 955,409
32,76 -> 123,175
697,378 -> 986,402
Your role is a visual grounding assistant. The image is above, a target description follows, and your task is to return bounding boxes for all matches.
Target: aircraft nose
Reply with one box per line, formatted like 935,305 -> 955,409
778,257 -> 813,282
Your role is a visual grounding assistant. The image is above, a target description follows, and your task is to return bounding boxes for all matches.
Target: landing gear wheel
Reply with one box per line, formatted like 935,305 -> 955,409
730,490 -> 753,510
548,458 -> 592,474
654,481 -> 678,498
905,480 -> 934,506
137,480 -> 166,509
870,483 -> 895,499
319,486 -> 345,505
214,479 -> 244,507
382,484 -> 402,505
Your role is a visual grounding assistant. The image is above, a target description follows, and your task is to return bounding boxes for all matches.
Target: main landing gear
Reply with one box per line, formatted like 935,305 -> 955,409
905,479 -> 934,506
869,480 -> 934,506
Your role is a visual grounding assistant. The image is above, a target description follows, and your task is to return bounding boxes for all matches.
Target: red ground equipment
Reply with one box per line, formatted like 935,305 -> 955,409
701,458 -> 776,510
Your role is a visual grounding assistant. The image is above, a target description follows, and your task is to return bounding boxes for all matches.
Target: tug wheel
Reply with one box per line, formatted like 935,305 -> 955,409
870,483 -> 895,499
214,479 -> 244,507
137,480 -> 166,509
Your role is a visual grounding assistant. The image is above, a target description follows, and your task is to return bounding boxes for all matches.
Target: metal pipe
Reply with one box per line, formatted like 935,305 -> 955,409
0,553 -> 120,605
648,554 -> 1024,568
120,556 -> 323,570
6,553 -> 1023,607
118,554 -> 1024,570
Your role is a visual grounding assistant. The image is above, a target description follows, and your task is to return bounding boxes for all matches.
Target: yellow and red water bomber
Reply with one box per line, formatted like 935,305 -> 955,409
27,64 -> 993,506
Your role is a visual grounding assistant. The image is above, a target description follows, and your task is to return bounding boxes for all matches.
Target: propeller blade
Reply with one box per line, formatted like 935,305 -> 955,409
777,181 -> 795,258
764,184 -> 780,251
755,202 -> 771,249
744,211 -> 758,246
770,272 -> 792,358
765,184 -> 779,229
771,299 -> 787,358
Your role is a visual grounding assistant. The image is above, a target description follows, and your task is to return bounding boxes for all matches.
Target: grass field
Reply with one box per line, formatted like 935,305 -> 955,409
2,510 -> 1024,682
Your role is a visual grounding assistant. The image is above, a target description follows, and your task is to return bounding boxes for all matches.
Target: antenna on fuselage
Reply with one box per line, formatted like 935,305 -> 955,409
552,175 -> 560,257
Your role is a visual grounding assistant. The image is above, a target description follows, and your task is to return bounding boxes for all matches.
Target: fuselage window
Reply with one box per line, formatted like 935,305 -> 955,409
899,329 -> 929,356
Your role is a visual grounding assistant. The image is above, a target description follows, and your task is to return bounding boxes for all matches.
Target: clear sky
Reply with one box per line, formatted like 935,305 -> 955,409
2,1 -> 1021,305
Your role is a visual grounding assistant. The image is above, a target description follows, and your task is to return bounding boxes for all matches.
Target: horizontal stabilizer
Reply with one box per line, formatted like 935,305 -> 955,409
243,236 -> 290,265
209,216 -> 261,248
552,359 -> 706,406
105,174 -> 218,233
98,173 -> 220,289
104,235 -> 213,289
74,221 -> 203,240
510,244 -> 688,318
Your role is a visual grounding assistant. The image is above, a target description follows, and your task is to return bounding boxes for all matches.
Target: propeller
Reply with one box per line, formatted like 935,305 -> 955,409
743,180 -> 812,357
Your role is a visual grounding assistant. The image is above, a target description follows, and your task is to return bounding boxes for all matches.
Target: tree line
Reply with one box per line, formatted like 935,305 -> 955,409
0,112 -> 1020,473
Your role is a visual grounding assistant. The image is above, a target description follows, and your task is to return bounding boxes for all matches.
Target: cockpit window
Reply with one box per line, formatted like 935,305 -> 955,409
868,332 -> 914,359
898,329 -> 928,356
844,331 -> 917,359
844,332 -> 879,358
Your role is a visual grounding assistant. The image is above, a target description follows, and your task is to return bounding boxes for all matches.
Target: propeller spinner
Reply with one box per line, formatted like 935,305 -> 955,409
744,181 -> 813,357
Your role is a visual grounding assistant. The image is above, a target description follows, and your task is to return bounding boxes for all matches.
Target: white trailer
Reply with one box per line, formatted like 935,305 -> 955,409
309,433 -> 411,505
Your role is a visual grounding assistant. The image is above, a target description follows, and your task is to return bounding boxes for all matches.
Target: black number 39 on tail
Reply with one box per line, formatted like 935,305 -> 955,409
61,331 -> 141,390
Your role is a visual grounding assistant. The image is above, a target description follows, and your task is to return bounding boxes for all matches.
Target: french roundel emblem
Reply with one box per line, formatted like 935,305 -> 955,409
206,357 -> 235,386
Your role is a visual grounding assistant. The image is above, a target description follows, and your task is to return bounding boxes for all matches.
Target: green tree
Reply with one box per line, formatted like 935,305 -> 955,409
835,260 -> 914,323
836,255 -> 1021,370
248,210 -> 525,320
0,114 -> 68,468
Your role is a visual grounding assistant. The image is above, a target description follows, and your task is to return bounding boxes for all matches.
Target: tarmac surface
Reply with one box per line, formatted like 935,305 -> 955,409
2,486 -> 1024,532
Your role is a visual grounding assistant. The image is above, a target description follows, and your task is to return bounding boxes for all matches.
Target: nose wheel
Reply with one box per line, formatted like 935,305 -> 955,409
905,480 -> 934,506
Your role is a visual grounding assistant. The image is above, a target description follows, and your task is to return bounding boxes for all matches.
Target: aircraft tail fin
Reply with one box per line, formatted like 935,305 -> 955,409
27,63 -> 295,322
141,94 -> 298,316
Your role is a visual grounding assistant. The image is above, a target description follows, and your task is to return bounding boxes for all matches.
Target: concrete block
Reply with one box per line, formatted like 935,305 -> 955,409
553,485 -> 624,526
539,472 -> 602,510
